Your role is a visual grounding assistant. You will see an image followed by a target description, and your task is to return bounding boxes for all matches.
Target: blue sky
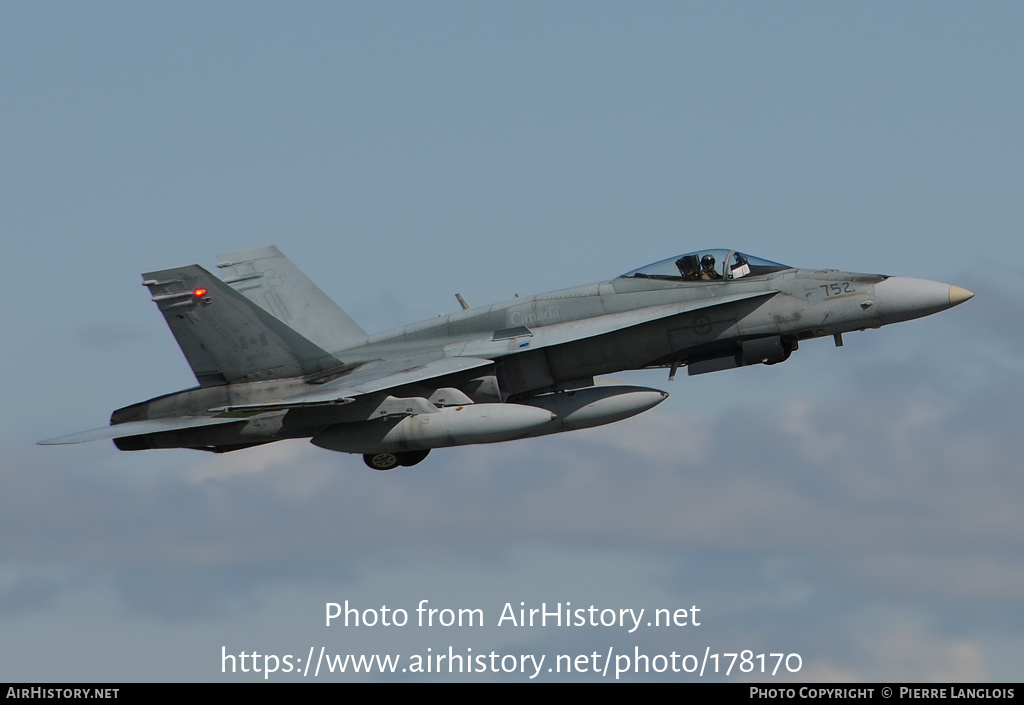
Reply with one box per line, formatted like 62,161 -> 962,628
2,2 -> 1022,681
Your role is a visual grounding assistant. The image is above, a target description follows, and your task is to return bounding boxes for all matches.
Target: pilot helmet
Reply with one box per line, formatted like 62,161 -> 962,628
701,254 -> 716,270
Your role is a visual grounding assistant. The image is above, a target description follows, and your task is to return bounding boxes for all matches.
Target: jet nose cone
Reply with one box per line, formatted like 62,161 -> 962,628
948,285 -> 974,307
873,277 -> 973,325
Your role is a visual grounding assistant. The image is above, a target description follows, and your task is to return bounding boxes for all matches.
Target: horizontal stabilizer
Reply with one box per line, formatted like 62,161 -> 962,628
38,416 -> 245,445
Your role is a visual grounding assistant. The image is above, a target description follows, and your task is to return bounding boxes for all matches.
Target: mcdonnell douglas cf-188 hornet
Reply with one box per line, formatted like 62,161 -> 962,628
40,247 -> 973,470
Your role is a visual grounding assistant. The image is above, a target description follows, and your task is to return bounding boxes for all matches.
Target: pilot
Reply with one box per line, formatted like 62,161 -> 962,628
699,254 -> 722,280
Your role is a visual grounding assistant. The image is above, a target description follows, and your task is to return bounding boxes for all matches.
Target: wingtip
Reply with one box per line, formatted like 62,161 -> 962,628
37,437 -> 72,446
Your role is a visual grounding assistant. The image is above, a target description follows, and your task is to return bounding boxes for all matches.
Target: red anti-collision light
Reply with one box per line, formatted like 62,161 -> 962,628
193,288 -> 208,297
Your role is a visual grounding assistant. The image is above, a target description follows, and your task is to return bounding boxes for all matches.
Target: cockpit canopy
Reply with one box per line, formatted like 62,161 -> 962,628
620,249 -> 790,282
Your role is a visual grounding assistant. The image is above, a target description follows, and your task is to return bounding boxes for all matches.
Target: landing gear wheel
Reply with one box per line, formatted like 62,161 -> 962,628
364,452 -> 400,471
398,449 -> 430,467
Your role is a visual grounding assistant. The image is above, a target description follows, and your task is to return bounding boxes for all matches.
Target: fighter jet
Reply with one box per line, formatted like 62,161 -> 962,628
40,246 -> 973,470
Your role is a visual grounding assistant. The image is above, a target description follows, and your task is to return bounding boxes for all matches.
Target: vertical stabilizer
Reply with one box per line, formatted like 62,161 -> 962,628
217,246 -> 368,353
142,265 -> 340,386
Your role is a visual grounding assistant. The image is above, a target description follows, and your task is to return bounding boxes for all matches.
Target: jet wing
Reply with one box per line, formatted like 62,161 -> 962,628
208,354 -> 495,413
38,415 -> 246,445
219,292 -> 775,413
446,290 -> 778,357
